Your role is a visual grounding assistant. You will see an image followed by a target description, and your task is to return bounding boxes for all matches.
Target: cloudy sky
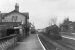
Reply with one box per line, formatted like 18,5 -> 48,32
0,0 -> 75,29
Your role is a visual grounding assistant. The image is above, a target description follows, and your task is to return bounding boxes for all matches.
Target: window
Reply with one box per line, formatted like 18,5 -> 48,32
12,16 -> 14,22
12,16 -> 18,22
14,16 -> 18,22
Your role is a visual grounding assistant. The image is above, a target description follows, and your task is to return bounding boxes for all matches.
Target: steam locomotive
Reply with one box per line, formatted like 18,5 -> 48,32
43,24 -> 62,40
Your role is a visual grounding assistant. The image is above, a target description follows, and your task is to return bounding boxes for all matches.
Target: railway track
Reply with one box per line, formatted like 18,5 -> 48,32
39,35 -> 56,50
38,34 -> 75,50
55,39 -> 75,50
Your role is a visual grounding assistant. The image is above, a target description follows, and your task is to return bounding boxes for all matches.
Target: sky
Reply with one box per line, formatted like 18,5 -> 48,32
0,0 -> 75,29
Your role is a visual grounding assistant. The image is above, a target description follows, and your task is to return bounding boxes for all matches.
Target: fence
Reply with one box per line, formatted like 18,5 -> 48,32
0,34 -> 17,50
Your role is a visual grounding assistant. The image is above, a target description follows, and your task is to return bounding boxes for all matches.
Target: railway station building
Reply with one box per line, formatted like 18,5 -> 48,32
0,3 -> 30,37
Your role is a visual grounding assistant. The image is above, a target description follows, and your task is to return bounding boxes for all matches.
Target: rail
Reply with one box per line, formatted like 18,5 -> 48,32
0,34 -> 16,41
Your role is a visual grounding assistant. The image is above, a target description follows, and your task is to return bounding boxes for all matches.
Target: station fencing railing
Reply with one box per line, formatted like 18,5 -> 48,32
0,34 -> 17,50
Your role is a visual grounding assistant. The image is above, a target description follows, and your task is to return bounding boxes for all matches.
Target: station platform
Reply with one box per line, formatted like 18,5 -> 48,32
8,34 -> 44,50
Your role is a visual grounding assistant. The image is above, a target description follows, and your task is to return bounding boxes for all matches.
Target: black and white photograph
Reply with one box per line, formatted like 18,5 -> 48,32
0,0 -> 75,50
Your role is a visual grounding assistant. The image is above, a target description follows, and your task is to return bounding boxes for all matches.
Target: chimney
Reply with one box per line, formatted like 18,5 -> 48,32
15,3 -> 19,12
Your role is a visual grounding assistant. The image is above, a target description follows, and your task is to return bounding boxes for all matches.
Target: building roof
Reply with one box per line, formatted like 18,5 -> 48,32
1,10 -> 29,19
0,3 -> 29,19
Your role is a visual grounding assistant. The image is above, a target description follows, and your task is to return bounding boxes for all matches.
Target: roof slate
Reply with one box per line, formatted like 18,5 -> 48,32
1,10 -> 29,19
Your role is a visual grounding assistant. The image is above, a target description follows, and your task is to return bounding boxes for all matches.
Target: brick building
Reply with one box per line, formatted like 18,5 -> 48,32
0,3 -> 29,27
60,18 -> 75,33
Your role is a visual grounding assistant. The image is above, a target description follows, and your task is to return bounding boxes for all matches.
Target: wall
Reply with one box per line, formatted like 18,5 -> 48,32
2,12 -> 26,24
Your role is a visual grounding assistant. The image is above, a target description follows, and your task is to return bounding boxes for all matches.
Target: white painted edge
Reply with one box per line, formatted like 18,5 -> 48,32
37,34 -> 46,50
62,36 -> 75,40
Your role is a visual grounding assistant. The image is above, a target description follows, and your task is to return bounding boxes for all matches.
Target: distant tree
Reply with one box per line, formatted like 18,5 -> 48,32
59,17 -> 69,32
63,18 -> 69,24
48,17 -> 57,26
